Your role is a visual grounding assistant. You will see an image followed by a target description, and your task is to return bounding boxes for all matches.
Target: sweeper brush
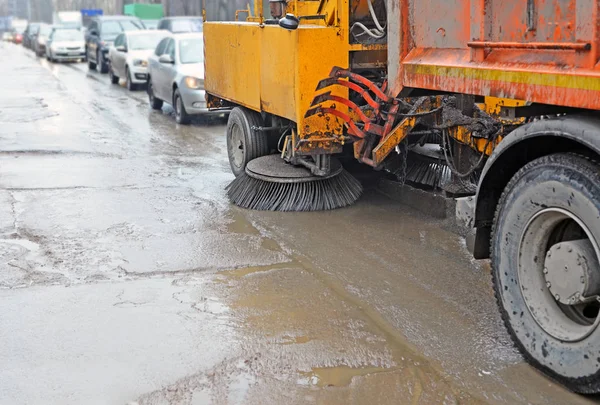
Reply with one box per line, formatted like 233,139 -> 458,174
226,155 -> 363,211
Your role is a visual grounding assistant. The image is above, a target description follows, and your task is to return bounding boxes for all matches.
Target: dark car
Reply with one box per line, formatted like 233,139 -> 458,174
23,22 -> 40,49
156,17 -> 203,33
85,16 -> 144,73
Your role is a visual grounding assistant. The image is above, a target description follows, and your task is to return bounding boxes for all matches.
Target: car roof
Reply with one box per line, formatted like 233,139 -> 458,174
124,30 -> 171,36
159,16 -> 203,20
172,32 -> 203,40
95,16 -> 142,21
124,29 -> 170,37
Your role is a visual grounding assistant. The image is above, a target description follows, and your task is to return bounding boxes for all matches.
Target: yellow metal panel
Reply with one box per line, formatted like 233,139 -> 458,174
259,26 -> 297,120
203,22 -> 262,111
296,26 -> 348,151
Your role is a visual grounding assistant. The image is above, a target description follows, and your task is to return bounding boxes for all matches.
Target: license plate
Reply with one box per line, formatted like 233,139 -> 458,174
69,52 -> 80,56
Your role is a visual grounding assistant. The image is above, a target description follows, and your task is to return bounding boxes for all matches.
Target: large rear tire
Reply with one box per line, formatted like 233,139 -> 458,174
492,153 -> 600,393
226,107 -> 269,177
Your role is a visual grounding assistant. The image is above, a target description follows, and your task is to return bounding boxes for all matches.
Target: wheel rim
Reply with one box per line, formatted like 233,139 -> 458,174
228,123 -> 245,169
519,207 -> 600,342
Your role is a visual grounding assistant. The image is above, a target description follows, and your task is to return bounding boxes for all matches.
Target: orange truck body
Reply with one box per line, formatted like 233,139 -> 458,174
386,0 -> 600,110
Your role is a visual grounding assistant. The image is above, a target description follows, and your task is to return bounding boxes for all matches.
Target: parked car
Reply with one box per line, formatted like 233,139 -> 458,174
23,23 -> 40,49
12,31 -> 23,44
46,28 -> 86,63
108,30 -> 169,91
147,33 -> 213,124
85,16 -> 144,74
142,20 -> 159,30
34,24 -> 52,57
156,17 -> 203,33
2,32 -> 13,42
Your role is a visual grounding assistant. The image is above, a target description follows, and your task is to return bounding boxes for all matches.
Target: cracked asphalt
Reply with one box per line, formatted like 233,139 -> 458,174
0,42 -> 597,405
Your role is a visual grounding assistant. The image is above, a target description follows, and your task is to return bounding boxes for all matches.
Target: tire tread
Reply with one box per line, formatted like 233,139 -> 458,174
491,152 -> 600,393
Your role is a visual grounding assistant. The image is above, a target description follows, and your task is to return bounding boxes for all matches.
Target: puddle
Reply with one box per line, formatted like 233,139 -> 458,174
219,262 -> 294,279
227,210 -> 261,235
298,366 -> 390,387
279,335 -> 312,345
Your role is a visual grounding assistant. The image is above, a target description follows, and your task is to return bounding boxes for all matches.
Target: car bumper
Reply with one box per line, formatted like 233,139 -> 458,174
179,88 -> 221,115
129,66 -> 149,84
53,51 -> 86,61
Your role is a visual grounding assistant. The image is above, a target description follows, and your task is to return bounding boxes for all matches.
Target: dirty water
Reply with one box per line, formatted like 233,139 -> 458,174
0,42 -> 597,405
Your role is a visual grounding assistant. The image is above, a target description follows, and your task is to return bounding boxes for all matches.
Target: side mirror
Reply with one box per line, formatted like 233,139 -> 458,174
116,45 -> 127,52
159,54 -> 174,64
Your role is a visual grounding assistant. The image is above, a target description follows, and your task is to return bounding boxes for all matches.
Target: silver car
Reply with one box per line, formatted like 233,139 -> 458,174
46,28 -> 86,63
107,30 -> 170,91
147,33 -> 211,125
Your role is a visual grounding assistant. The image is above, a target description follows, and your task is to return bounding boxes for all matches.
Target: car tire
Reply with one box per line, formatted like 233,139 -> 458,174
174,88 -> 191,125
98,50 -> 108,74
148,79 -> 163,110
126,67 -> 136,91
88,49 -> 96,70
492,152 -> 600,394
226,107 -> 268,177
109,66 -> 119,84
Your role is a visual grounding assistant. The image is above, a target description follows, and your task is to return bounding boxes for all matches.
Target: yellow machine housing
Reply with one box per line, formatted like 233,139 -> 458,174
204,0 -> 386,156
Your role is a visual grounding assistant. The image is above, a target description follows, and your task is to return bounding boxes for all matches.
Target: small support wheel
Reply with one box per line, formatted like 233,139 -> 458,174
226,107 -> 269,177
492,152 -> 600,393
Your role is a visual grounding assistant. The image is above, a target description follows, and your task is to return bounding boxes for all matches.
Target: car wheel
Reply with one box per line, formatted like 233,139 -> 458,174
98,50 -> 108,74
88,49 -> 96,70
109,66 -> 119,84
148,79 -> 163,110
126,67 -> 136,91
174,89 -> 191,125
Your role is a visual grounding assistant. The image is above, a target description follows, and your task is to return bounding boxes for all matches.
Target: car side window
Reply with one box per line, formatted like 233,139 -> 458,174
164,39 -> 175,60
114,34 -> 123,47
155,38 -> 168,56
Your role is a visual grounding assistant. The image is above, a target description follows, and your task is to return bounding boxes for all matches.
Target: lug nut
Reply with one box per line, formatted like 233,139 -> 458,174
543,267 -> 548,274
546,281 -> 552,288
581,276 -> 586,284
555,294 -> 561,301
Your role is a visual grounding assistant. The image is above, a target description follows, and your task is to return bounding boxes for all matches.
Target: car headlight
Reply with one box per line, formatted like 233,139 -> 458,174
133,59 -> 147,67
184,76 -> 204,90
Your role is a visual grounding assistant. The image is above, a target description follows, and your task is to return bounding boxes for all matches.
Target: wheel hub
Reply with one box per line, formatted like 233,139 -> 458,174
544,239 -> 600,305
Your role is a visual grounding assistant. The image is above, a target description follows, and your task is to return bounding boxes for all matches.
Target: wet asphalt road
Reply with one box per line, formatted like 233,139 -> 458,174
0,42 -> 598,405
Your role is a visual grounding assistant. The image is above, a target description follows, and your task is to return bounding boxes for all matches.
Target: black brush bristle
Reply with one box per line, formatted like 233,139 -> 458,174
226,170 -> 363,211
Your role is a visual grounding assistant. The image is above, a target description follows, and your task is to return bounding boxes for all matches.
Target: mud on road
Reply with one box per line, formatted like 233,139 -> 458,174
0,42 -> 597,405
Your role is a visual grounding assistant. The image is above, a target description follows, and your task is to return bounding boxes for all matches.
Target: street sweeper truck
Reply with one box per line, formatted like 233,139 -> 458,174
203,0 -> 600,393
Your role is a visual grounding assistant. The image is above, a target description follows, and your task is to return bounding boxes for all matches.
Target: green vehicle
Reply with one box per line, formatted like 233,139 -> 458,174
123,4 -> 163,29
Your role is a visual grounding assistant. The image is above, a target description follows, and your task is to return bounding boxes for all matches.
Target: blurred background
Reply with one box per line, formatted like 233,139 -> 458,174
0,0 -> 264,23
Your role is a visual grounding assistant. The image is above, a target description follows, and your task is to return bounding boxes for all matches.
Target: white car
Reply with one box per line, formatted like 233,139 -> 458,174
45,28 -> 86,62
108,30 -> 170,91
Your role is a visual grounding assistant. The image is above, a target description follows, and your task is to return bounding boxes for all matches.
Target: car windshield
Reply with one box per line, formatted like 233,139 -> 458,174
102,21 -> 123,35
178,38 -> 203,64
39,25 -> 52,36
52,29 -> 84,41
121,20 -> 144,31
129,33 -> 165,50
171,19 -> 203,33
143,20 -> 158,30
